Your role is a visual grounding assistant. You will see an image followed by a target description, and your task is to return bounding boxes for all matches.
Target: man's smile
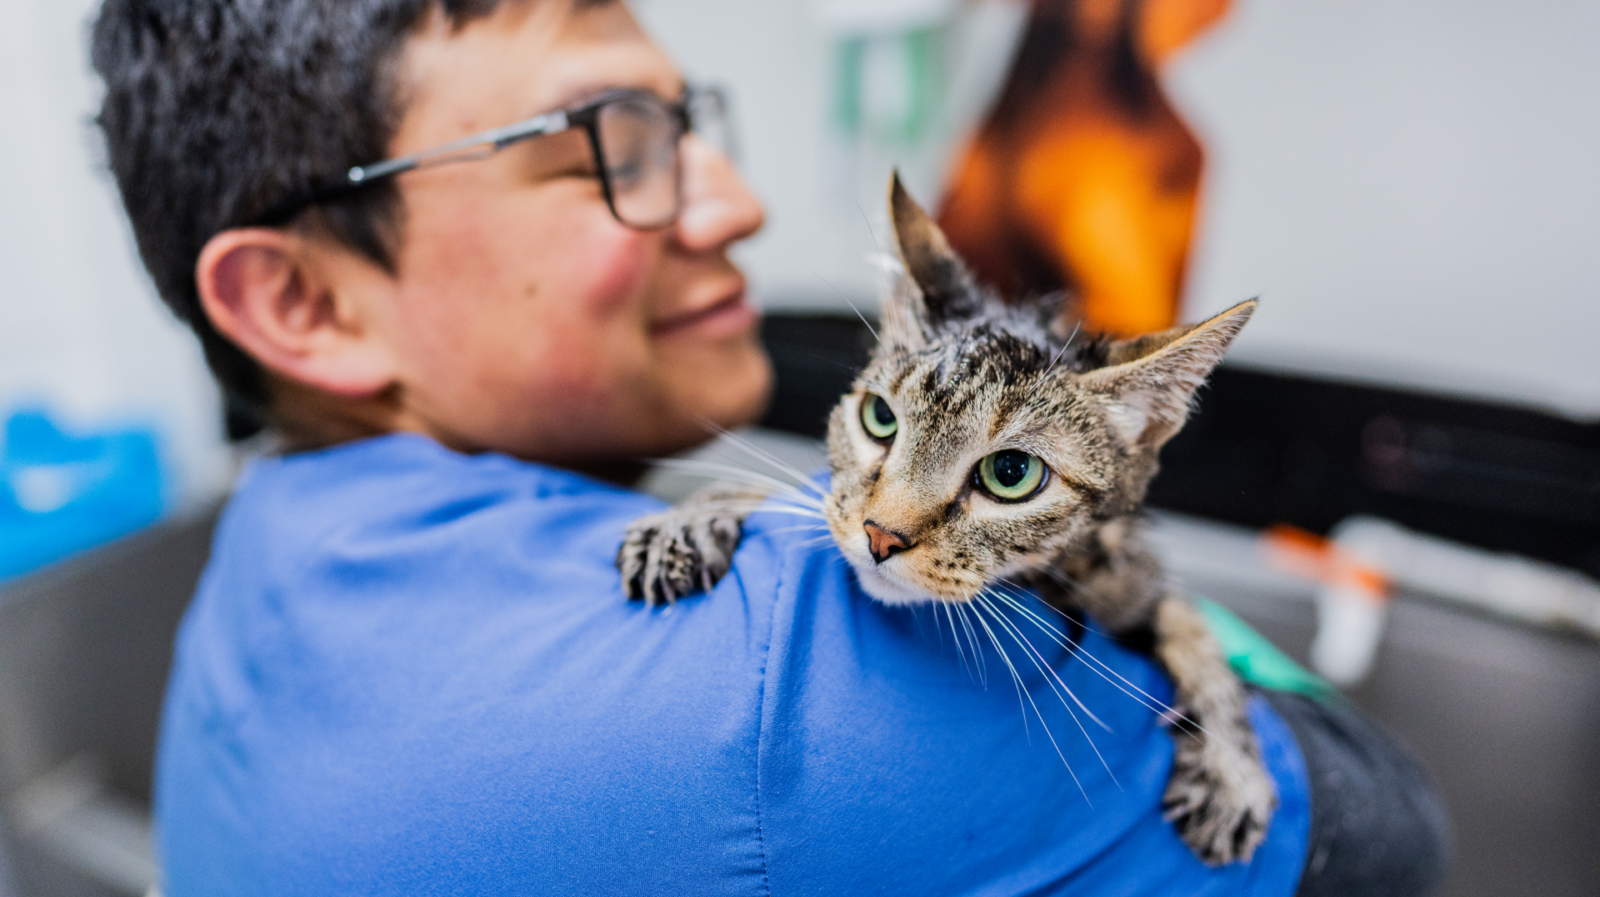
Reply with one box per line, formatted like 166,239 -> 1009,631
650,278 -> 756,339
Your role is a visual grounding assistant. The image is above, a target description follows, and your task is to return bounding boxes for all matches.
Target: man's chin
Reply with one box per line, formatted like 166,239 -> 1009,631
678,342 -> 772,425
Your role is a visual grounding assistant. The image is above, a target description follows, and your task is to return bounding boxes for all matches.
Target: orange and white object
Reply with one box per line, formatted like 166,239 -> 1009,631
1262,517 -> 1600,687
1261,524 -> 1391,687
1331,517 -> 1600,639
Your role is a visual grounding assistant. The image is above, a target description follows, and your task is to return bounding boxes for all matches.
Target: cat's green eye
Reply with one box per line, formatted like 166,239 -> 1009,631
860,393 -> 898,441
977,450 -> 1047,501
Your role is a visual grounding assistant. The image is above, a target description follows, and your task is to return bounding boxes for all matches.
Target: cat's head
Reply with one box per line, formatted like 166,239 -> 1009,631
823,175 -> 1254,606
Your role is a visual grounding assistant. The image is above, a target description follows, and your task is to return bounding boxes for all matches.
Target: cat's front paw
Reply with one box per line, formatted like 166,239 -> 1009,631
1162,726 -> 1277,866
617,507 -> 743,605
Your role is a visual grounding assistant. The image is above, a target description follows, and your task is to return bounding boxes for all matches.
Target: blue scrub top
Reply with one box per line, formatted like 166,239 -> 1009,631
156,434 -> 1309,895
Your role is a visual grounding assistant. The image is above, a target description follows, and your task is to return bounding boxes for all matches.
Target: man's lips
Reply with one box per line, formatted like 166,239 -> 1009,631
651,289 -> 757,338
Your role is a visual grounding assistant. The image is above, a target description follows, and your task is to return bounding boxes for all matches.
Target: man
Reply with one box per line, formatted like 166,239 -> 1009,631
92,0 -> 1442,893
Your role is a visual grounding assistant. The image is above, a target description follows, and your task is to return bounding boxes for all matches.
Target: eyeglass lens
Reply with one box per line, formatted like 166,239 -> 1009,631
597,95 -> 681,229
687,90 -> 733,162
594,90 -> 730,230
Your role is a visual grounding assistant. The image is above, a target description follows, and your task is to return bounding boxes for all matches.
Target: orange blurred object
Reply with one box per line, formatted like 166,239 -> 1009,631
938,0 -> 1228,335
1260,524 -> 1391,598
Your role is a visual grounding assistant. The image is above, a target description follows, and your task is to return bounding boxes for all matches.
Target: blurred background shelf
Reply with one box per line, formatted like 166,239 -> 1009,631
0,505 -> 218,897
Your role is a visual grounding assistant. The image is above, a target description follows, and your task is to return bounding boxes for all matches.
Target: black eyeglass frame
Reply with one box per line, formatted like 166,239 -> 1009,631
251,85 -> 730,230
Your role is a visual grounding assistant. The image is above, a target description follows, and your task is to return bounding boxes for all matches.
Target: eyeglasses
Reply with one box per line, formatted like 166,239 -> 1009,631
257,85 -> 734,230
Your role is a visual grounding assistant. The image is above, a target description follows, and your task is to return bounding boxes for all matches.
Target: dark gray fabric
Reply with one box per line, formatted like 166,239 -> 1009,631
1262,690 -> 1451,897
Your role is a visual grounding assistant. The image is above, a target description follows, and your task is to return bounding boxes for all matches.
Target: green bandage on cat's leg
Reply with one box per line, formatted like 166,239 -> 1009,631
1196,598 -> 1339,702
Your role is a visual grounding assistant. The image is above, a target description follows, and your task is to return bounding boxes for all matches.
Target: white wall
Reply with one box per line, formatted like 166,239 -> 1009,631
642,0 -> 1600,421
1171,0 -> 1600,419
0,0 -> 229,507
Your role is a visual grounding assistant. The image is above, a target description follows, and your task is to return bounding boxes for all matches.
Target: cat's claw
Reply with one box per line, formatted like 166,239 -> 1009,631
1162,728 -> 1277,866
618,506 -> 743,605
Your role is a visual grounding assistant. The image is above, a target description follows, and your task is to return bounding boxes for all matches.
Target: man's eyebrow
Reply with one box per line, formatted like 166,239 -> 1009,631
534,77 -> 687,117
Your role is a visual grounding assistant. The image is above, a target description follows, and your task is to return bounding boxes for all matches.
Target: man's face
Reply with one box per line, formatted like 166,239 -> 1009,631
361,0 -> 771,466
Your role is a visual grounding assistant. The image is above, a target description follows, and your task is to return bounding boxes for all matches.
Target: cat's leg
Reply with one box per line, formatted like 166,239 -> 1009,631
1151,596 -> 1277,865
617,483 -> 767,605
1048,519 -> 1276,864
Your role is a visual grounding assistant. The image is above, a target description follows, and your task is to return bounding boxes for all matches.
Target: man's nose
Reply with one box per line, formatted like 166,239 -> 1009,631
862,521 -> 912,565
672,134 -> 765,252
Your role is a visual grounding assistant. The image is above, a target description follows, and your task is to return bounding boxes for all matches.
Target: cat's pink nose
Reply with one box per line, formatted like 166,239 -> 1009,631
863,521 -> 911,564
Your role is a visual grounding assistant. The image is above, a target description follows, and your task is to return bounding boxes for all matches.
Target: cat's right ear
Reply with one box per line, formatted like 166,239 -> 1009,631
884,172 -> 982,342
1079,300 -> 1256,450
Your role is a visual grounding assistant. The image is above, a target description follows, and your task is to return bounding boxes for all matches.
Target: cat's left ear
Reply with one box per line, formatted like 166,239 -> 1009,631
886,172 -> 983,333
1079,300 -> 1257,449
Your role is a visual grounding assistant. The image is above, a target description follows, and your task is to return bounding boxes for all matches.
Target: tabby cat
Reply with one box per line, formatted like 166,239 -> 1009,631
617,175 -> 1274,865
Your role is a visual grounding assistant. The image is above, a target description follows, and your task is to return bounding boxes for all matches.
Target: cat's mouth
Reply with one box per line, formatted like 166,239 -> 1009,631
828,516 -> 982,606
849,561 -> 950,606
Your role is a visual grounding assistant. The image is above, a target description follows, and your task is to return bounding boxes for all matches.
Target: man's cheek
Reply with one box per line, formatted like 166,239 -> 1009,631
536,320 -> 653,409
573,229 -> 656,321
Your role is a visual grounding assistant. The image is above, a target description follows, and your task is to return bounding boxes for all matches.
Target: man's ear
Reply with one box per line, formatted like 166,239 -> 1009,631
1079,299 -> 1256,449
195,228 -> 397,398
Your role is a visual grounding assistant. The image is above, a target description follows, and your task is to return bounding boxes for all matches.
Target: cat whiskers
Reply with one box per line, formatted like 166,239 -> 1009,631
759,524 -> 834,539
974,592 -> 1120,796
659,490 -> 819,522
976,589 -> 1112,734
962,594 -> 1094,806
1027,321 -> 1082,401
989,579 -> 1205,737
955,602 -> 988,685
677,497 -> 827,524
930,603 -> 962,678
937,601 -> 985,686
1012,567 -> 1116,636
929,575 -> 1217,795
691,422 -> 832,504
802,262 -> 879,342
646,459 -> 826,512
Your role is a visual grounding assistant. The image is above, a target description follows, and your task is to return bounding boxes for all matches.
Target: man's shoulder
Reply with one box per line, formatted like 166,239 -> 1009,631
160,438 -> 790,894
177,433 -> 736,780
219,434 -> 656,566
190,434 -> 765,690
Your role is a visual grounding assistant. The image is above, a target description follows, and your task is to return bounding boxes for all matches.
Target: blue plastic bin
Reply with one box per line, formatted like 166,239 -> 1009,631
0,408 -> 165,582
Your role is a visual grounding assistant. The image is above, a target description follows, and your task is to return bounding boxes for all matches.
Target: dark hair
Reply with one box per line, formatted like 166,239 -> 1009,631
90,0 -> 597,435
